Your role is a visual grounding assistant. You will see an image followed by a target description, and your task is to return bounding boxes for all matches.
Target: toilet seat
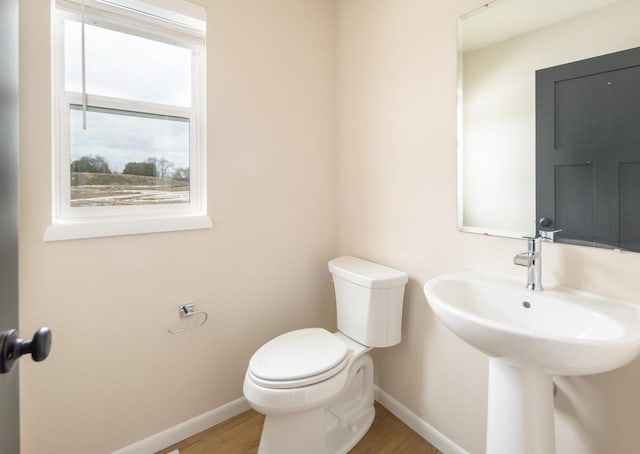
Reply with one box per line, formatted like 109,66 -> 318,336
248,328 -> 349,389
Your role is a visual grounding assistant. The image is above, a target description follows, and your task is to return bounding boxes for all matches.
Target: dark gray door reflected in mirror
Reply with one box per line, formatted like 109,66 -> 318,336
536,46 -> 640,251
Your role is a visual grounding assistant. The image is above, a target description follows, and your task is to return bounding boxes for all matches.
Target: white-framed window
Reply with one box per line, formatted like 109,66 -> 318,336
45,0 -> 210,241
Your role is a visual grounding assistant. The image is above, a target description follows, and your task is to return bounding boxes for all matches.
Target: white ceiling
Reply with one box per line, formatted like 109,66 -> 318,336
461,0 -> 626,53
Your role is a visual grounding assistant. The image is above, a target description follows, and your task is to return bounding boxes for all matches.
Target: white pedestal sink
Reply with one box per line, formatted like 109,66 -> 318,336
423,270 -> 640,454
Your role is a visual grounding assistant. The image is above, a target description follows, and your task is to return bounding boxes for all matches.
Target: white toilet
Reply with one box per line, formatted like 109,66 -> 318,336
243,256 -> 408,454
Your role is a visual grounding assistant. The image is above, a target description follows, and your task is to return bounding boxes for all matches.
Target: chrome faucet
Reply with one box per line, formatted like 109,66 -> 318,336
514,234 -> 543,291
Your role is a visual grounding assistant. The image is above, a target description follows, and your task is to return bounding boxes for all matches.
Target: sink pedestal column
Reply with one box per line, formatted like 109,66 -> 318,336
486,358 -> 555,454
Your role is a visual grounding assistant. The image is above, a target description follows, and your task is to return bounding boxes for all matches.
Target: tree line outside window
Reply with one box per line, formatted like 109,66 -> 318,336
70,155 -> 190,181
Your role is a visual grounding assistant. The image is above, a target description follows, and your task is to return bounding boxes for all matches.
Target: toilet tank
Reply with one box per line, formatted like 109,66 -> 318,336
328,256 -> 408,348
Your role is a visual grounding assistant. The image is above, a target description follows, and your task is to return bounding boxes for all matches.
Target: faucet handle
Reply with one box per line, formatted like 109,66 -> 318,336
521,233 -> 542,251
539,229 -> 562,243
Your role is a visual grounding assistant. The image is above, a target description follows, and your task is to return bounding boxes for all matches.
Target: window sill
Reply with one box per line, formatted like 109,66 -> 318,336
43,214 -> 212,242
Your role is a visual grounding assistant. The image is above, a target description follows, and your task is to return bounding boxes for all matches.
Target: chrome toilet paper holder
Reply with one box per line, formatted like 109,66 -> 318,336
168,303 -> 208,334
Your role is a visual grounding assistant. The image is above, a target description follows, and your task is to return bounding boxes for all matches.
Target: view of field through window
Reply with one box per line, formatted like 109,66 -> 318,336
69,106 -> 190,207
64,19 -> 194,208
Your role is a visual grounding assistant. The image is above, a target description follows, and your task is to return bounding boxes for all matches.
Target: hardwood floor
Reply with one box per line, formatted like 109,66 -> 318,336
157,402 -> 441,454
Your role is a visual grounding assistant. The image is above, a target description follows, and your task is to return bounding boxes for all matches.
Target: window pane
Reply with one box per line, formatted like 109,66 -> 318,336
69,105 -> 190,207
65,20 -> 192,107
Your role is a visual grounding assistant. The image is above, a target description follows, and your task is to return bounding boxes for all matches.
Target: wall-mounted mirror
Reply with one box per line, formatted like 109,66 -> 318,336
458,0 -> 640,251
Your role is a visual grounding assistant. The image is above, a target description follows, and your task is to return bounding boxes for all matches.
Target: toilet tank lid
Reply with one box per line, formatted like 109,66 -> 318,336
328,256 -> 408,289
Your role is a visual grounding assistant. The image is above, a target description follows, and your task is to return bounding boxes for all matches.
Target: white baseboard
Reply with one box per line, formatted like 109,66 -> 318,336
112,388 -> 465,454
374,386 -> 468,454
112,397 -> 250,454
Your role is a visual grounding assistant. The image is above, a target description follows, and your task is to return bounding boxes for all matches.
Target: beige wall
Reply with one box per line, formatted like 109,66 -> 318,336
336,0 -> 640,453
19,0 -> 640,453
19,1 -> 336,452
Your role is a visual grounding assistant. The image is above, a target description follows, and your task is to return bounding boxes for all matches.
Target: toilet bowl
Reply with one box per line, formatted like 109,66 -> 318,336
243,256 -> 408,454
244,329 -> 375,454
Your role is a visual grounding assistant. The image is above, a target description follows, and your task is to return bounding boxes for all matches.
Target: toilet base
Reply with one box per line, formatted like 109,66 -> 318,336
257,354 -> 374,454
326,404 -> 375,454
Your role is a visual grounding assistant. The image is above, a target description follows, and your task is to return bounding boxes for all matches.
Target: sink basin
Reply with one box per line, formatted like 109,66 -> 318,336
423,269 -> 640,375
423,270 -> 640,454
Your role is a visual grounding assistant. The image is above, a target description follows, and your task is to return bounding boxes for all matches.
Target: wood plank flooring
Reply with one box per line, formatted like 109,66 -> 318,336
157,402 -> 441,454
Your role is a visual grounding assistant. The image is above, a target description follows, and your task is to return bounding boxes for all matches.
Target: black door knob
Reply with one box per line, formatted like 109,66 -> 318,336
0,327 -> 52,374
538,217 -> 553,228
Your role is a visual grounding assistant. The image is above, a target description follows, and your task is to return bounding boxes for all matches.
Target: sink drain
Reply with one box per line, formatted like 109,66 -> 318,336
522,301 -> 531,309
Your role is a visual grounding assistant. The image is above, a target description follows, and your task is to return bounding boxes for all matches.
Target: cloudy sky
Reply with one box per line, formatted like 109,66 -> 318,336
70,106 -> 189,172
65,19 -> 192,172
